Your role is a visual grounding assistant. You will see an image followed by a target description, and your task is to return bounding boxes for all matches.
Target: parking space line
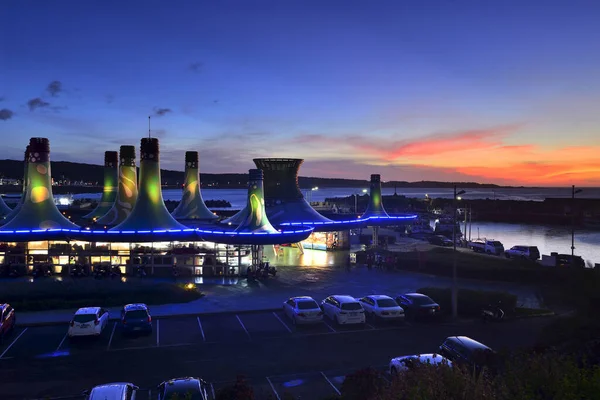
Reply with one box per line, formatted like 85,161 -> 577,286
210,383 -> 216,399
0,328 -> 28,359
197,317 -> 206,341
266,376 -> 280,400
56,333 -> 68,351
107,322 -> 117,350
156,320 -> 160,347
320,371 -> 341,395
235,315 -> 251,339
272,312 -> 292,333
323,319 -> 337,332
366,323 -> 376,330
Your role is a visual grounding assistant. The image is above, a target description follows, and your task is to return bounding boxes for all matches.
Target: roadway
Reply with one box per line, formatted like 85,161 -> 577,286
0,310 -> 556,399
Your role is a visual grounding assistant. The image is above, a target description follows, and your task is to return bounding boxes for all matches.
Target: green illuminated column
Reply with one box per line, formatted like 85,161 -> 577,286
362,174 -> 389,218
1,138 -> 79,230
84,151 -> 118,220
111,138 -> 187,231
172,151 -> 218,220
235,169 -> 277,233
97,146 -> 138,226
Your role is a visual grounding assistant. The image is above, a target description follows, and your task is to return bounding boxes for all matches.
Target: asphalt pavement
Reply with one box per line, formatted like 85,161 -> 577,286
0,309 -> 557,400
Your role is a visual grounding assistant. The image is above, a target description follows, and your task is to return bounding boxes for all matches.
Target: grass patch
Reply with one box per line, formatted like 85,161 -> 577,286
1,278 -> 204,312
416,287 -> 517,318
514,307 -> 554,317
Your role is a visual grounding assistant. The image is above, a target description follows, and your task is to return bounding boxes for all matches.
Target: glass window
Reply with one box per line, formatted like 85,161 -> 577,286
410,296 -> 434,305
341,302 -> 362,311
74,314 -> 96,323
125,310 -> 148,319
377,299 -> 398,308
297,301 -> 319,310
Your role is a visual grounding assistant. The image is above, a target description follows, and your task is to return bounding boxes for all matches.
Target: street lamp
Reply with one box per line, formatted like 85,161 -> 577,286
452,185 -> 466,319
571,185 -> 583,267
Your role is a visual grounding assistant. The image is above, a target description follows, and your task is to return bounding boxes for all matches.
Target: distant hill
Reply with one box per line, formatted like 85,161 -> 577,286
0,159 -> 505,189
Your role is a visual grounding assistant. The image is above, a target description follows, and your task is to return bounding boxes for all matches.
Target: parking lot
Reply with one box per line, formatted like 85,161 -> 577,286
0,309 -> 416,361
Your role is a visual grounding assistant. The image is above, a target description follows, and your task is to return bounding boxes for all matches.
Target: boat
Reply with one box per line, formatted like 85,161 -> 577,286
434,216 -> 462,238
407,217 -> 434,235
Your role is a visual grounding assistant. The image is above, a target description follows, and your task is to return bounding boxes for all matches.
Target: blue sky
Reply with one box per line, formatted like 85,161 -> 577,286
1,0 -> 600,185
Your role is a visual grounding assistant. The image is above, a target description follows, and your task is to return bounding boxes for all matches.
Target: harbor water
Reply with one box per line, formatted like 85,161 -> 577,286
74,187 -> 600,265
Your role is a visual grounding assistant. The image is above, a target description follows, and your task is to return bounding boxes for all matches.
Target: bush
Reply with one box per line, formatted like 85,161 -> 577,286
416,287 -> 517,317
340,368 -> 387,400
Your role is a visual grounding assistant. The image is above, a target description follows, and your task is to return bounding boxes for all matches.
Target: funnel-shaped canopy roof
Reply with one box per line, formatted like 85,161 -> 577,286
252,158 -> 331,225
362,174 -> 389,218
84,151 -> 119,220
172,151 -> 218,221
2,146 -> 30,225
230,169 -> 278,233
96,146 -> 138,226
112,138 -> 187,231
1,138 -> 79,230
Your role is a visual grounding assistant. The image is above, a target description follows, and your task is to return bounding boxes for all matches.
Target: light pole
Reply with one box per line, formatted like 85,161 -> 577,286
452,185 -> 466,319
571,185 -> 583,266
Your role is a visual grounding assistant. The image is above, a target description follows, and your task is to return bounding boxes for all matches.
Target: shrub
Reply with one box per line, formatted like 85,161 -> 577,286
340,367 -> 387,400
416,287 -> 517,317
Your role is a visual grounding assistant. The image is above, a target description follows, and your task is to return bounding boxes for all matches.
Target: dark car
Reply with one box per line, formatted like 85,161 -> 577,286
556,254 -> 585,268
395,293 -> 440,320
439,336 -> 496,371
0,304 -> 16,343
428,235 -> 453,247
120,303 -> 152,335
157,377 -> 209,400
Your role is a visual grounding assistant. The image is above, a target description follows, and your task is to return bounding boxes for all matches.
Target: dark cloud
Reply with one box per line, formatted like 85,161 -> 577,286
189,62 -> 203,73
153,107 -> 172,117
0,108 -> 14,121
46,80 -> 62,97
27,98 -> 50,111
105,94 -> 115,104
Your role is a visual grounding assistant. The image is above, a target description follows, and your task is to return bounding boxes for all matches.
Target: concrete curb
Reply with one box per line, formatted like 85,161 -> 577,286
17,307 -> 283,328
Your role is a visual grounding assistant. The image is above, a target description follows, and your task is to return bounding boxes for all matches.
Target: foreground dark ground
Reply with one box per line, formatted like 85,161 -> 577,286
0,310 -> 557,399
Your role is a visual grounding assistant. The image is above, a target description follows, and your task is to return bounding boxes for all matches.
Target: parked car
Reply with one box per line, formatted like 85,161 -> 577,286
394,293 -> 440,320
68,307 -> 110,338
358,295 -> 405,321
282,296 -> 323,325
468,239 -> 504,255
321,295 -> 365,325
438,336 -> 496,371
84,382 -> 138,400
157,377 -> 209,400
504,245 -> 540,261
389,353 -> 452,374
0,303 -> 16,343
428,235 -> 453,247
121,303 -> 152,335
556,254 -> 586,268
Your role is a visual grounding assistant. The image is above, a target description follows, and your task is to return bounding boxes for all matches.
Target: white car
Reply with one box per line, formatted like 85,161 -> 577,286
321,295 -> 365,325
358,295 -> 405,321
68,307 -> 110,337
389,354 -> 452,374
283,296 -> 324,325
84,382 -> 138,400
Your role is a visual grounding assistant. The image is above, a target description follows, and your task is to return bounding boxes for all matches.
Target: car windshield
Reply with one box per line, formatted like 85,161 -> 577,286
376,299 -> 398,308
297,301 -> 319,310
74,314 -> 96,323
164,389 -> 203,400
492,241 -> 503,247
410,296 -> 434,305
341,302 -> 362,311
125,310 -> 148,319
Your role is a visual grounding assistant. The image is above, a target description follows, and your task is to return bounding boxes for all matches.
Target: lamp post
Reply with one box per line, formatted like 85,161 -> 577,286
571,185 -> 583,266
452,185 -> 466,319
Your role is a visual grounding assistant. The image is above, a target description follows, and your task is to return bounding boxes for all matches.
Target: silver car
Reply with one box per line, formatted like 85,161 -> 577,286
84,382 -> 138,400
282,296 -> 324,325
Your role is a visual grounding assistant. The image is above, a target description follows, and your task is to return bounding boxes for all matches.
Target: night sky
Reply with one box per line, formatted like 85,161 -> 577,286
1,0 -> 599,186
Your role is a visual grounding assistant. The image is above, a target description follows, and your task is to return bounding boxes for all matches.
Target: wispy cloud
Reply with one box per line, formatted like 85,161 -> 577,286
105,94 -> 115,104
46,80 -> 62,97
27,97 -> 50,111
0,96 -> 5,102
153,107 -> 172,117
0,108 -> 14,121
188,62 -> 203,73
